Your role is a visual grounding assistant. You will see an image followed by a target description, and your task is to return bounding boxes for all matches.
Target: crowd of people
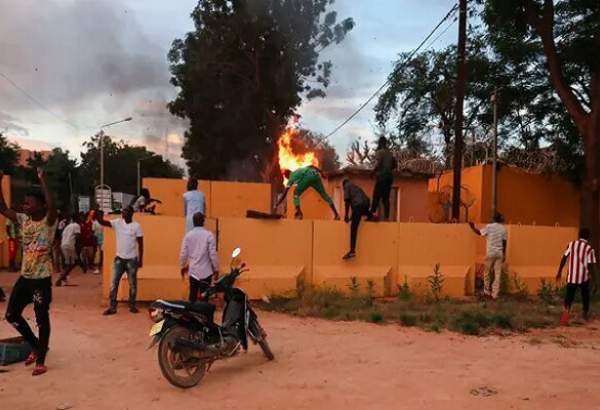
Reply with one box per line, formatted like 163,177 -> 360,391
0,147 -> 598,376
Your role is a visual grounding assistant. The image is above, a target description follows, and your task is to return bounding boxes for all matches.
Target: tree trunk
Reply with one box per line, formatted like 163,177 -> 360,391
583,97 -> 600,249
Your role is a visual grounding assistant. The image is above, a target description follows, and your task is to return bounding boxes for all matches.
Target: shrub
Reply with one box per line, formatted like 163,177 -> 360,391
369,311 -> 384,323
492,313 -> 513,329
365,280 -> 376,307
537,279 -> 555,305
512,274 -> 529,301
428,263 -> 445,302
348,277 -> 360,297
397,275 -> 413,301
399,313 -> 417,326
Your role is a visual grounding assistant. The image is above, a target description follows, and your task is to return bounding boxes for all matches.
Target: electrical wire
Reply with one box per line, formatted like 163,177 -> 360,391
324,3 -> 459,139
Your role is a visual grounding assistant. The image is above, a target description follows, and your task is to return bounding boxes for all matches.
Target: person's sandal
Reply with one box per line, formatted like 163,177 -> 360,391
103,307 -> 117,316
342,251 -> 356,260
32,364 -> 47,376
25,352 -> 38,366
560,311 -> 570,326
129,306 -> 139,314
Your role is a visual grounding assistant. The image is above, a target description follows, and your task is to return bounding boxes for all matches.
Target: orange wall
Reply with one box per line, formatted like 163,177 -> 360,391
211,181 -> 271,218
285,180 -> 334,220
506,225 -> 577,267
495,167 -> 579,226
144,178 -> 210,217
429,165 -> 579,226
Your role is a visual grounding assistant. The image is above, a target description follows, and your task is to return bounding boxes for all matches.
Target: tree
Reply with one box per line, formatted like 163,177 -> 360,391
168,0 -> 354,180
483,0 -> 600,244
0,133 -> 19,174
79,134 -> 184,196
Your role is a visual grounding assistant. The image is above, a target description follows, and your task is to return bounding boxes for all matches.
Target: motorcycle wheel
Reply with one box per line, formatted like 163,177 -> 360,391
256,326 -> 274,360
158,326 -> 207,388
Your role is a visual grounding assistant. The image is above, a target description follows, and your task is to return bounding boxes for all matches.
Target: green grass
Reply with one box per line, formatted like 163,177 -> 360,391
259,286 -> 584,336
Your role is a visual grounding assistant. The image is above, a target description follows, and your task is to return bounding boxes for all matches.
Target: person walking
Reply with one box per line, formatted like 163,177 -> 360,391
556,228 -> 597,325
1,169 -> 57,376
370,136 -> 395,221
79,211 -> 96,272
97,207 -> 144,315
183,179 -> 206,233
276,165 -> 340,220
342,179 -> 374,260
92,210 -> 104,274
180,212 -> 219,302
469,213 -> 507,299
55,214 -> 81,286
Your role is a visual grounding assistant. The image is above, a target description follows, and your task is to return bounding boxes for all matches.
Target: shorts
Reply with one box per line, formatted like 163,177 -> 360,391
62,245 -> 77,265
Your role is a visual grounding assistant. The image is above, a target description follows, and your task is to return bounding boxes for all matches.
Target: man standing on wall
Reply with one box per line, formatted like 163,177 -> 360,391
276,165 -> 340,220
469,213 -> 507,299
97,206 -> 144,315
183,179 -> 206,233
370,136 -> 395,221
556,228 -> 597,325
0,169 -> 57,376
342,179 -> 374,260
180,212 -> 219,302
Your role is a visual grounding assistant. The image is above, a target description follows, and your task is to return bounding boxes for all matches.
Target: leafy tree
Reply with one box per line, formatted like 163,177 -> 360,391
79,134 -> 184,196
168,0 -> 354,180
483,0 -> 600,243
0,133 -> 19,174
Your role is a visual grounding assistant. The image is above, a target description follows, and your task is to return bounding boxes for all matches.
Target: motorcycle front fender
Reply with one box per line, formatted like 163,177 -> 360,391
147,335 -> 161,350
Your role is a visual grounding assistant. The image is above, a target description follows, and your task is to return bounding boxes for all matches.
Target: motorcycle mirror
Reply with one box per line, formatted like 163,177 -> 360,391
231,247 -> 241,258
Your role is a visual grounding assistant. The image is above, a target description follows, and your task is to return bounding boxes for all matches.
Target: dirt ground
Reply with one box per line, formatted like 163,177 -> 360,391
1,271 -> 600,410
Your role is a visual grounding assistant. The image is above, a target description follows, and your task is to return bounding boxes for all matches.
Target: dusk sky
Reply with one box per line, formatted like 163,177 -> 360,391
0,0 -> 457,167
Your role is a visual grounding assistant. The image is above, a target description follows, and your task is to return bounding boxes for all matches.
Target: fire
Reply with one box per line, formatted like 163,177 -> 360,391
277,126 -> 319,184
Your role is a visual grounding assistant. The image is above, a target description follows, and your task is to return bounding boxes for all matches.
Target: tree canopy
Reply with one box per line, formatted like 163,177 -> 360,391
168,0 -> 353,180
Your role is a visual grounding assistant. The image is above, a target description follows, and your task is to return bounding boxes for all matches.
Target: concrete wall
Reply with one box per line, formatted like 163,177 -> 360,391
429,165 -> 579,226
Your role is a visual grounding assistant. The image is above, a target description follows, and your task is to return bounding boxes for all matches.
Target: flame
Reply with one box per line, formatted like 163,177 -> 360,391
277,126 -> 319,185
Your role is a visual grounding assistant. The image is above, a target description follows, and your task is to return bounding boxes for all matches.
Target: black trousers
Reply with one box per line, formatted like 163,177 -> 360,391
350,204 -> 371,252
189,275 -> 213,302
5,276 -> 52,365
564,281 -> 590,314
370,173 -> 393,219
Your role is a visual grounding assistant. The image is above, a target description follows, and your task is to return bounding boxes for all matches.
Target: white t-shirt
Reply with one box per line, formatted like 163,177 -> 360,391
111,219 -> 143,259
481,223 -> 507,257
61,222 -> 81,248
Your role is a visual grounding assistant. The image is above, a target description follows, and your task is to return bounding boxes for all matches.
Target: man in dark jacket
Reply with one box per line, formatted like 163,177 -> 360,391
342,179 -> 374,260
370,136 -> 395,220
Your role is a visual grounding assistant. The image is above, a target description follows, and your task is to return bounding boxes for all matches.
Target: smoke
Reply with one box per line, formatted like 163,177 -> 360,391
0,0 -> 169,112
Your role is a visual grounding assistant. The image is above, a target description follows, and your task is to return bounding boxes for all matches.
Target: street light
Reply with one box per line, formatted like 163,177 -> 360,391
99,117 -> 132,188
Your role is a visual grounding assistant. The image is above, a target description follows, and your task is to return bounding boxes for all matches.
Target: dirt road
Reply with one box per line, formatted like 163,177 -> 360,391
1,271 -> 599,410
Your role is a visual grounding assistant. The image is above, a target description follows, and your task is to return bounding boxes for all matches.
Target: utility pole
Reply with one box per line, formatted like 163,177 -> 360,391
491,88 -> 498,218
451,0 -> 468,221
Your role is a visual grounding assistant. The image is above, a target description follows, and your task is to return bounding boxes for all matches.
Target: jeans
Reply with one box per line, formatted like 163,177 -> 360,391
189,275 -> 213,302
109,257 -> 138,309
350,204 -> 372,252
5,276 -> 52,365
370,173 -> 393,219
484,255 -> 503,298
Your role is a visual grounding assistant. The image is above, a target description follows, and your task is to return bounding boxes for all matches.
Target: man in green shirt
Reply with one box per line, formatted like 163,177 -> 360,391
277,165 -> 340,220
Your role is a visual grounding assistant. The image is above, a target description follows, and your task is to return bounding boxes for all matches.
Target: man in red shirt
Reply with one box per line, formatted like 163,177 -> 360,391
556,228 -> 597,325
79,212 -> 96,273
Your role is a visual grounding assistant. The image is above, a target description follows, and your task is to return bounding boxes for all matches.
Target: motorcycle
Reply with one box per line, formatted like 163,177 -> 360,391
147,248 -> 274,388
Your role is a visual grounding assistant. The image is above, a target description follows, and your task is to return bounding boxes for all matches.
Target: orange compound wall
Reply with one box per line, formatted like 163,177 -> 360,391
429,165 -> 580,227
285,187 -> 333,220
505,225 -> 577,293
397,223 -> 477,297
144,178 -> 210,218
0,176 -> 11,268
210,181 -> 271,218
217,217 -> 312,299
312,220 -> 398,297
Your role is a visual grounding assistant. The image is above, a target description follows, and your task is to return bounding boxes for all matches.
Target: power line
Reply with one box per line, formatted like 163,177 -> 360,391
426,14 -> 458,50
324,3 -> 459,139
0,71 -> 81,131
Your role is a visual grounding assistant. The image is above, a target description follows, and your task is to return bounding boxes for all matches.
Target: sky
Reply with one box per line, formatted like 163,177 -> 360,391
0,0 -> 458,168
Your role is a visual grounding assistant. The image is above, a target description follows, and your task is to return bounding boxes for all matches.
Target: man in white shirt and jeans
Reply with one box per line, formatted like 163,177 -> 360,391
469,213 -> 507,299
56,214 -> 81,286
97,206 -> 144,314
180,212 -> 218,302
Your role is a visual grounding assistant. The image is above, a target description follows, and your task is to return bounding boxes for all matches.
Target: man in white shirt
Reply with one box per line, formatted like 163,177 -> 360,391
55,215 -> 81,286
469,213 -> 507,299
180,212 -> 218,302
97,207 -> 144,314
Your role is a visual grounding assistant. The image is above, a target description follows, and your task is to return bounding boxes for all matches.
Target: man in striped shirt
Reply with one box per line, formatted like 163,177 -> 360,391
556,228 -> 597,324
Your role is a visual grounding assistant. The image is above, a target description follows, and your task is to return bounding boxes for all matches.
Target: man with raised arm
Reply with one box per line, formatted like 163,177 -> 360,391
1,169 -> 57,376
96,206 -> 144,315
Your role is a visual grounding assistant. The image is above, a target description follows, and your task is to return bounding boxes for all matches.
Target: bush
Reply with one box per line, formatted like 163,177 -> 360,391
399,313 -> 417,326
512,274 -> 529,301
428,263 -> 445,302
537,279 -> 556,305
369,311 -> 384,324
451,311 -> 491,335
492,313 -> 513,329
348,277 -> 360,298
397,275 -> 413,301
